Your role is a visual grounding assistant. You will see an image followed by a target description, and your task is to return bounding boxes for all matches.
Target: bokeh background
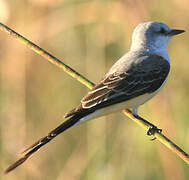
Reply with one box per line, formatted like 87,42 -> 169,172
0,0 -> 189,179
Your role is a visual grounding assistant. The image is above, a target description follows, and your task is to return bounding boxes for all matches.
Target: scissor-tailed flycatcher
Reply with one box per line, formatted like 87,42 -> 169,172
5,21 -> 185,174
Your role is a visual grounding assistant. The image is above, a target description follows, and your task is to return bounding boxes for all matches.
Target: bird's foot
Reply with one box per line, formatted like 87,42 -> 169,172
147,125 -> 162,140
130,110 -> 162,140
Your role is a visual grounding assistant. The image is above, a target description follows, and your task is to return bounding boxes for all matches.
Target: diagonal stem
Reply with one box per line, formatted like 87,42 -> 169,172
0,22 -> 189,167
0,23 -> 94,89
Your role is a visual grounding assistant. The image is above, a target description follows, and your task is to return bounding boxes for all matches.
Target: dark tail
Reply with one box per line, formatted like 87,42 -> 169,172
4,114 -> 83,174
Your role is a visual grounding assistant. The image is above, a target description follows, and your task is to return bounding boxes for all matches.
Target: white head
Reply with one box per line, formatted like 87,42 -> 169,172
130,22 -> 185,56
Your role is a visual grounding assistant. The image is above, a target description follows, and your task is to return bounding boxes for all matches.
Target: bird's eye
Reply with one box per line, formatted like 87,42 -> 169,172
159,28 -> 166,34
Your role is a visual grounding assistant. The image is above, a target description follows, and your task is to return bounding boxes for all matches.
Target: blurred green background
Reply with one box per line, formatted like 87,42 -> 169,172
0,0 -> 189,179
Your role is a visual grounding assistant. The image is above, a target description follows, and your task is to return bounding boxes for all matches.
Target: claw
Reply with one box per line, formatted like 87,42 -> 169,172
130,111 -> 162,140
150,137 -> 157,141
147,125 -> 162,139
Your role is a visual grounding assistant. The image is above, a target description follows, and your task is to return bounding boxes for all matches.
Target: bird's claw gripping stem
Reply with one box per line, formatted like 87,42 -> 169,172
147,125 -> 162,140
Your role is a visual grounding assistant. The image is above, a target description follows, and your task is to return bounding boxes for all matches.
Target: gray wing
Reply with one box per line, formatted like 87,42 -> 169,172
65,54 -> 170,117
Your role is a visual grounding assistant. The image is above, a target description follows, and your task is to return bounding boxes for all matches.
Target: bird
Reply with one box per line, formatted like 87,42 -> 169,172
4,21 -> 185,174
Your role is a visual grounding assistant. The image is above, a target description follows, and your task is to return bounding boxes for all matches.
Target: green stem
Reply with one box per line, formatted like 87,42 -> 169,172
0,23 -> 94,89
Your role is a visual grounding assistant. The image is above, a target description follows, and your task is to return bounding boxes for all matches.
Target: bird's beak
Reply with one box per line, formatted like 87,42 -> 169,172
168,29 -> 185,36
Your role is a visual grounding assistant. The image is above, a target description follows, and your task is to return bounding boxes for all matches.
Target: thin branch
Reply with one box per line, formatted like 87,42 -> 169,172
122,109 -> 189,163
0,22 -> 189,172
0,23 -> 94,89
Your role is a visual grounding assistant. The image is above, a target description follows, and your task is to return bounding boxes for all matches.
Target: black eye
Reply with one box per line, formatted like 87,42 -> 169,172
159,28 -> 166,34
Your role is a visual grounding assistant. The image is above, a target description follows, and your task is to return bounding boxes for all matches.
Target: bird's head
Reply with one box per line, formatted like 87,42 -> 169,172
130,21 -> 185,52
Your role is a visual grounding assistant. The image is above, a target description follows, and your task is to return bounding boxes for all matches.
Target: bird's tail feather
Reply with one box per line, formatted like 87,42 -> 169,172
4,113 -> 85,174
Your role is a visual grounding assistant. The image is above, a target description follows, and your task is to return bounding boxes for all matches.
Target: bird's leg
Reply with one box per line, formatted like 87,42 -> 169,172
132,108 -> 138,117
131,108 -> 162,139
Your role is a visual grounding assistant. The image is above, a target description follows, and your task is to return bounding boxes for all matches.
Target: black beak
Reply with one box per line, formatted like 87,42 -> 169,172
168,29 -> 185,36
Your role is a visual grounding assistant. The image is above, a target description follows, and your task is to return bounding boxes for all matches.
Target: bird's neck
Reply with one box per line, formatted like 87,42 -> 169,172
150,47 -> 170,62
130,44 -> 170,62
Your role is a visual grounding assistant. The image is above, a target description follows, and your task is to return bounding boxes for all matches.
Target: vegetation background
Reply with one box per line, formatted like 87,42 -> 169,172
0,0 -> 189,179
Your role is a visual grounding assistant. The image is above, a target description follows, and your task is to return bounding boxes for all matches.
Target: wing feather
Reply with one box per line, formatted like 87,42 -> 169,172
81,54 -> 170,108
65,54 -> 170,118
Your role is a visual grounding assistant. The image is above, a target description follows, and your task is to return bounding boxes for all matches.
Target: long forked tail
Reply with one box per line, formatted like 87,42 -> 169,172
4,114 -> 84,174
